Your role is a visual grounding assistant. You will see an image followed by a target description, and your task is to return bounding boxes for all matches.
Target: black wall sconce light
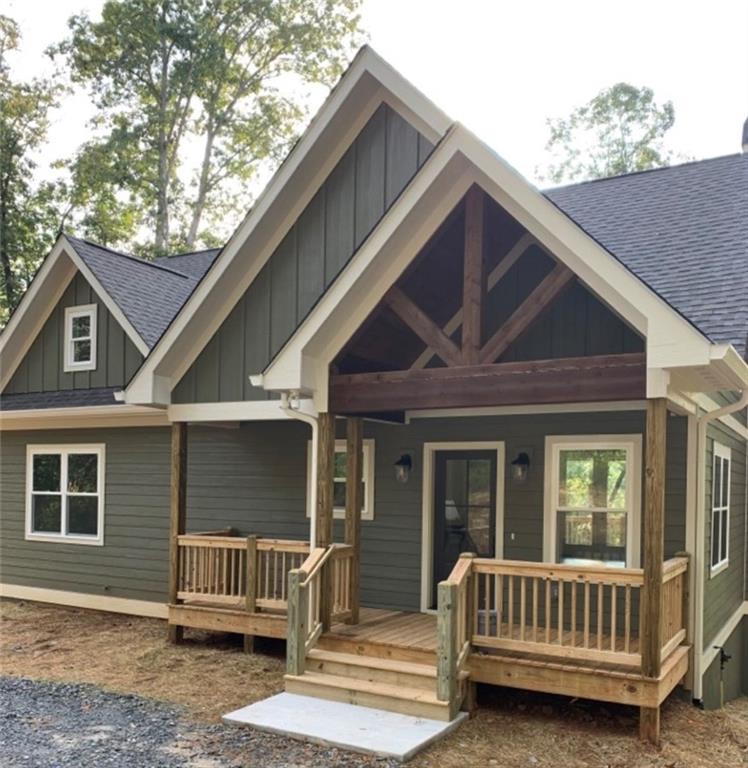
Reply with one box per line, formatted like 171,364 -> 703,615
394,453 -> 413,484
511,451 -> 531,483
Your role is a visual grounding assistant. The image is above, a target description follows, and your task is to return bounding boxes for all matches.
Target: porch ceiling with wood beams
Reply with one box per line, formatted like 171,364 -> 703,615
329,185 -> 645,414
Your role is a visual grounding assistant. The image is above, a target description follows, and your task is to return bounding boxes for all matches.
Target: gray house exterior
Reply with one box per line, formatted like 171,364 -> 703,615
1,48 -> 746,737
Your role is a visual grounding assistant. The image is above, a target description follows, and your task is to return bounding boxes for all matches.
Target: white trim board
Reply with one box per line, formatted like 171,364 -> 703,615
0,583 -> 168,619
406,401 -> 647,422
0,405 -> 170,431
167,400 -> 316,423
124,46 -> 452,406
420,441 -> 505,612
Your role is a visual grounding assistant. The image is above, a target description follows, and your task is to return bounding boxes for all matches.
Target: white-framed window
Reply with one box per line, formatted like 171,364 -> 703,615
544,435 -> 642,568
26,444 -> 105,545
710,442 -> 731,575
306,439 -> 375,520
64,304 -> 97,372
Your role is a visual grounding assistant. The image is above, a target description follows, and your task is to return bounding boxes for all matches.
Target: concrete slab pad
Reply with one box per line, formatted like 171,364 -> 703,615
223,692 -> 467,762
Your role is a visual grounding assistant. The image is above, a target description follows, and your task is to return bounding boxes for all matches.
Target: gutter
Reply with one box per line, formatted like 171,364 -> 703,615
692,389 -> 748,702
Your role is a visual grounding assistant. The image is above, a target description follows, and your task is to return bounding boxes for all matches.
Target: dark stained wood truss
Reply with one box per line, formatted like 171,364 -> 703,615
331,186 -> 645,413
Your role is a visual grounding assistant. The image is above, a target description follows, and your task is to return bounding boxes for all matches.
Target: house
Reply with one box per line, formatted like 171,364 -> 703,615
1,47 -> 746,746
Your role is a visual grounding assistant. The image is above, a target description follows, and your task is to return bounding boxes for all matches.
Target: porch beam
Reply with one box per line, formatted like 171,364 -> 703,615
479,263 -> 575,364
330,353 -> 646,413
462,186 -> 484,364
385,286 -> 462,367
640,397 -> 667,745
168,422 -> 187,644
344,417 -> 363,624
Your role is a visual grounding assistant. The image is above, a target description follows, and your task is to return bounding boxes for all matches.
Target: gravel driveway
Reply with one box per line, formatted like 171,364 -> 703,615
0,677 -> 399,768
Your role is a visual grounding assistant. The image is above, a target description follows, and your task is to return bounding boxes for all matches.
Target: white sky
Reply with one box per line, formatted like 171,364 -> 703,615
5,0 -> 748,191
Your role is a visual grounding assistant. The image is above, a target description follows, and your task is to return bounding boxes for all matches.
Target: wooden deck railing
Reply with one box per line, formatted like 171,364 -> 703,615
287,543 -> 354,675
436,553 -> 474,714
660,555 -> 689,662
437,554 -> 689,681
176,533 -> 309,611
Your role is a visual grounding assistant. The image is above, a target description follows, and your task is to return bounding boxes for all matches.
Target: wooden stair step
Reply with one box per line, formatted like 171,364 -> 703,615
284,671 -> 453,721
307,648 -> 437,676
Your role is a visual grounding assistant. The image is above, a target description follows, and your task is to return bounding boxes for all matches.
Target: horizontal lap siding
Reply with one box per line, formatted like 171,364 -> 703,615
703,421 -> 747,649
0,428 -> 170,602
701,616 -> 746,708
4,272 -> 144,395
172,104 -> 434,404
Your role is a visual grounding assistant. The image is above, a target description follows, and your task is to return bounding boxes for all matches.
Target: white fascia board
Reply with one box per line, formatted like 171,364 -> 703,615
0,238 -> 76,392
168,399 -> 316,423
263,126 -> 713,402
62,238 -> 149,357
123,47 -> 452,407
0,404 -> 169,431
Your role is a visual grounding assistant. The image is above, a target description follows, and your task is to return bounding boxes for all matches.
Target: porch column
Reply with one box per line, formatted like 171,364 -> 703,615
317,412 -> 335,629
344,417 -> 363,624
168,422 -> 188,644
640,397 -> 666,744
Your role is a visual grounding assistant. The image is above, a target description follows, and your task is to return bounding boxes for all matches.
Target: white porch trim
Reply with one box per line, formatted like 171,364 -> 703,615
0,404 -> 170,431
0,583 -> 168,619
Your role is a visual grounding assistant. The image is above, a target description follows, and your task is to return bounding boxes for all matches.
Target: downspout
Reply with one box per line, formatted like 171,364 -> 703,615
279,391 -> 319,548
692,389 -> 748,703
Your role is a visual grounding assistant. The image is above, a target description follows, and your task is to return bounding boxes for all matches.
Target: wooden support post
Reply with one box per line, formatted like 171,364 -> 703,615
317,412 -> 335,630
344,417 -> 363,624
244,535 -> 258,653
462,185 -> 484,365
436,582 -> 457,706
640,397 -> 667,745
286,570 -> 308,676
168,423 -> 187,644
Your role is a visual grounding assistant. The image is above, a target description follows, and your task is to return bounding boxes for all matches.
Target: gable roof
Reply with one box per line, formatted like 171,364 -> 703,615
546,154 -> 748,357
66,237 -> 220,348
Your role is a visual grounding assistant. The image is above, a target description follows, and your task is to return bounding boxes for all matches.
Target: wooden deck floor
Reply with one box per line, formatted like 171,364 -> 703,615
328,608 -> 438,652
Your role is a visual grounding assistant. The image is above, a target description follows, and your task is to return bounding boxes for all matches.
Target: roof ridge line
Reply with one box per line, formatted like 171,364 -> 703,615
158,247 -> 223,259
543,152 -> 744,192
66,236 -> 193,279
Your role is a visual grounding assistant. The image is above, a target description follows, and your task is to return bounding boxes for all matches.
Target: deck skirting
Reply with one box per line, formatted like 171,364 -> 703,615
168,603 -> 287,638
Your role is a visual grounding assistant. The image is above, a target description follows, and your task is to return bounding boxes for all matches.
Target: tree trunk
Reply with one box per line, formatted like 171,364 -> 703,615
186,126 -> 216,249
0,192 -> 15,310
154,5 -> 171,255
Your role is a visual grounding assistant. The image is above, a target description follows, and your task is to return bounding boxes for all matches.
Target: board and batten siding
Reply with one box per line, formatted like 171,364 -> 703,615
0,427 -> 171,603
3,272 -> 144,395
702,420 -> 747,650
172,103 -> 434,404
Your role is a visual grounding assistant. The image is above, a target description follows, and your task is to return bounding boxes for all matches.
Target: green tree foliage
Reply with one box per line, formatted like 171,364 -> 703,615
542,83 -> 676,184
0,15 -> 64,322
55,0 -> 362,256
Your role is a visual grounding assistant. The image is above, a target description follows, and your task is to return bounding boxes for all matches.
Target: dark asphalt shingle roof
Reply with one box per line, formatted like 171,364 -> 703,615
66,237 -> 219,349
545,153 -> 748,357
0,387 -> 121,411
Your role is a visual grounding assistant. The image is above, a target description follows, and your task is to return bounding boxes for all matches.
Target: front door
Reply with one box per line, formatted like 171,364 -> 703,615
431,450 -> 497,607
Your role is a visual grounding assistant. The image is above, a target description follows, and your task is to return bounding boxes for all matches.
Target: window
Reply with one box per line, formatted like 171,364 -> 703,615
545,436 -> 641,568
64,304 -> 97,371
26,445 -> 105,545
307,439 -> 375,520
711,443 -> 731,574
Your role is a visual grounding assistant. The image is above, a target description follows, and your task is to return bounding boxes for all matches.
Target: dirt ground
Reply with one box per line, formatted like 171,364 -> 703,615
2,599 -> 746,767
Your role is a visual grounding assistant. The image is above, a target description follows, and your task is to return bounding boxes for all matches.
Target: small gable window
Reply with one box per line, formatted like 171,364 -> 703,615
64,304 -> 97,372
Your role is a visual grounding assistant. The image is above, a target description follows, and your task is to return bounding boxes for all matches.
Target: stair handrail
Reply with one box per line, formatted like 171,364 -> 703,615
436,552 -> 475,717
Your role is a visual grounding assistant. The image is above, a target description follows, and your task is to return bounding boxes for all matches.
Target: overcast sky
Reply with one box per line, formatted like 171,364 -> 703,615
6,0 -> 748,188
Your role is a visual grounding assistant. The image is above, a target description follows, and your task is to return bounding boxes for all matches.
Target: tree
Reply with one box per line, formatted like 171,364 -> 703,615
542,83 -> 676,184
0,15 -> 64,322
55,0 -> 362,255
